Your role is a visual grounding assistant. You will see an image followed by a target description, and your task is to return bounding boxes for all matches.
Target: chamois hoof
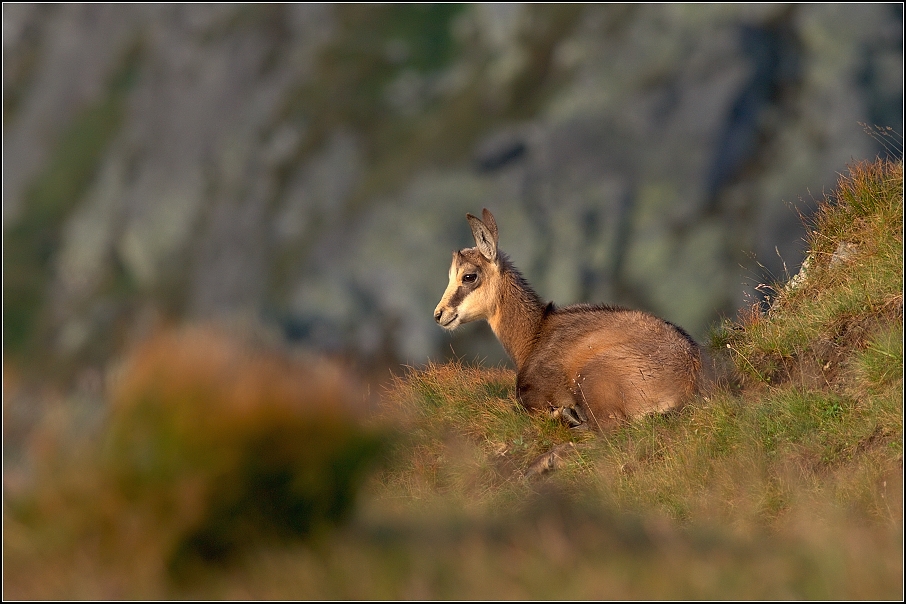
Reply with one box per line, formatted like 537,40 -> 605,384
525,442 -> 577,478
555,405 -> 587,429
561,407 -> 584,427
572,404 -> 588,423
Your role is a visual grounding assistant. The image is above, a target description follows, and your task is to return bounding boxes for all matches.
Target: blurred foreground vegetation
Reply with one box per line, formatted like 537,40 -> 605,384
3,156 -> 903,598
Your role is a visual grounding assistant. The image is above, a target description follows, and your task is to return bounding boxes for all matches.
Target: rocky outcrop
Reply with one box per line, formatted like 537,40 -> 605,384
3,4 -> 902,373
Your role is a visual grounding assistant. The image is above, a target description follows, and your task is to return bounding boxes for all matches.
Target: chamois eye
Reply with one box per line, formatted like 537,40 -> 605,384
463,273 -> 478,283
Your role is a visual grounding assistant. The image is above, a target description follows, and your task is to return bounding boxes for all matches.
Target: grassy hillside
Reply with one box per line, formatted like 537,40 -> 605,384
375,155 -> 902,512
3,156 -> 902,599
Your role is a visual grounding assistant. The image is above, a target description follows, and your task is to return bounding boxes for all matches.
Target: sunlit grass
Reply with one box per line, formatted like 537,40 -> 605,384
719,159 -> 903,388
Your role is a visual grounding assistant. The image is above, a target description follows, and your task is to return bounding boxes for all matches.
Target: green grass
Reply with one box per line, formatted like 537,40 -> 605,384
715,158 -> 903,388
3,158 -> 902,599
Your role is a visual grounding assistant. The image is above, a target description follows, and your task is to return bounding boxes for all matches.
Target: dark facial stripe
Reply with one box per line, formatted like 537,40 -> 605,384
447,285 -> 467,309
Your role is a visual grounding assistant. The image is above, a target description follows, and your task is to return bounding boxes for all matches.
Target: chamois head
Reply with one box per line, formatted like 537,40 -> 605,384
434,209 -> 501,330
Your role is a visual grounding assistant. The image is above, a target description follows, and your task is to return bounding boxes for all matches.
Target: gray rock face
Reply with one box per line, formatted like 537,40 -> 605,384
3,4 -> 902,372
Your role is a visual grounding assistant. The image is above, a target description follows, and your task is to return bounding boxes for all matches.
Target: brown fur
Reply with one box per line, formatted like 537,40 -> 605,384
435,209 -> 712,431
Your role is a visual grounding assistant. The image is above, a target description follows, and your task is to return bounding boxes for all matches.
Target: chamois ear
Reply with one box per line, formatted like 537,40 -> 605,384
481,208 -> 498,242
466,212 -> 497,262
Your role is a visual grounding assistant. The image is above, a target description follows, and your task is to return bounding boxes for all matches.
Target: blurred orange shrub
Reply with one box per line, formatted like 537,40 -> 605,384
5,323 -> 387,591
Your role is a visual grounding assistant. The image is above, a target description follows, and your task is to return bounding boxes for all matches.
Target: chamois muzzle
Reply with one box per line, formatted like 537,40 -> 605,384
433,306 -> 458,328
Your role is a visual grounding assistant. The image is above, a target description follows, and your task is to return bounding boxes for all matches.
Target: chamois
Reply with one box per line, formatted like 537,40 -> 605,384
434,208 -> 711,431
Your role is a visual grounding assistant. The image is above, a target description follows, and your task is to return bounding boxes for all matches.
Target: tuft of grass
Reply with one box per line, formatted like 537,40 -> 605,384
719,158 -> 903,389
376,361 -> 585,507
852,322 -> 904,394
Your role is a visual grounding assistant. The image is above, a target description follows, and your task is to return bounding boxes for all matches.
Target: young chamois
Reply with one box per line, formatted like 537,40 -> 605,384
434,208 -> 710,431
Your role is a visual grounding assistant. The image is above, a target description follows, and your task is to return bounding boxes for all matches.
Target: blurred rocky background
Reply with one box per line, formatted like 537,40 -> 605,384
3,3 -> 903,381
